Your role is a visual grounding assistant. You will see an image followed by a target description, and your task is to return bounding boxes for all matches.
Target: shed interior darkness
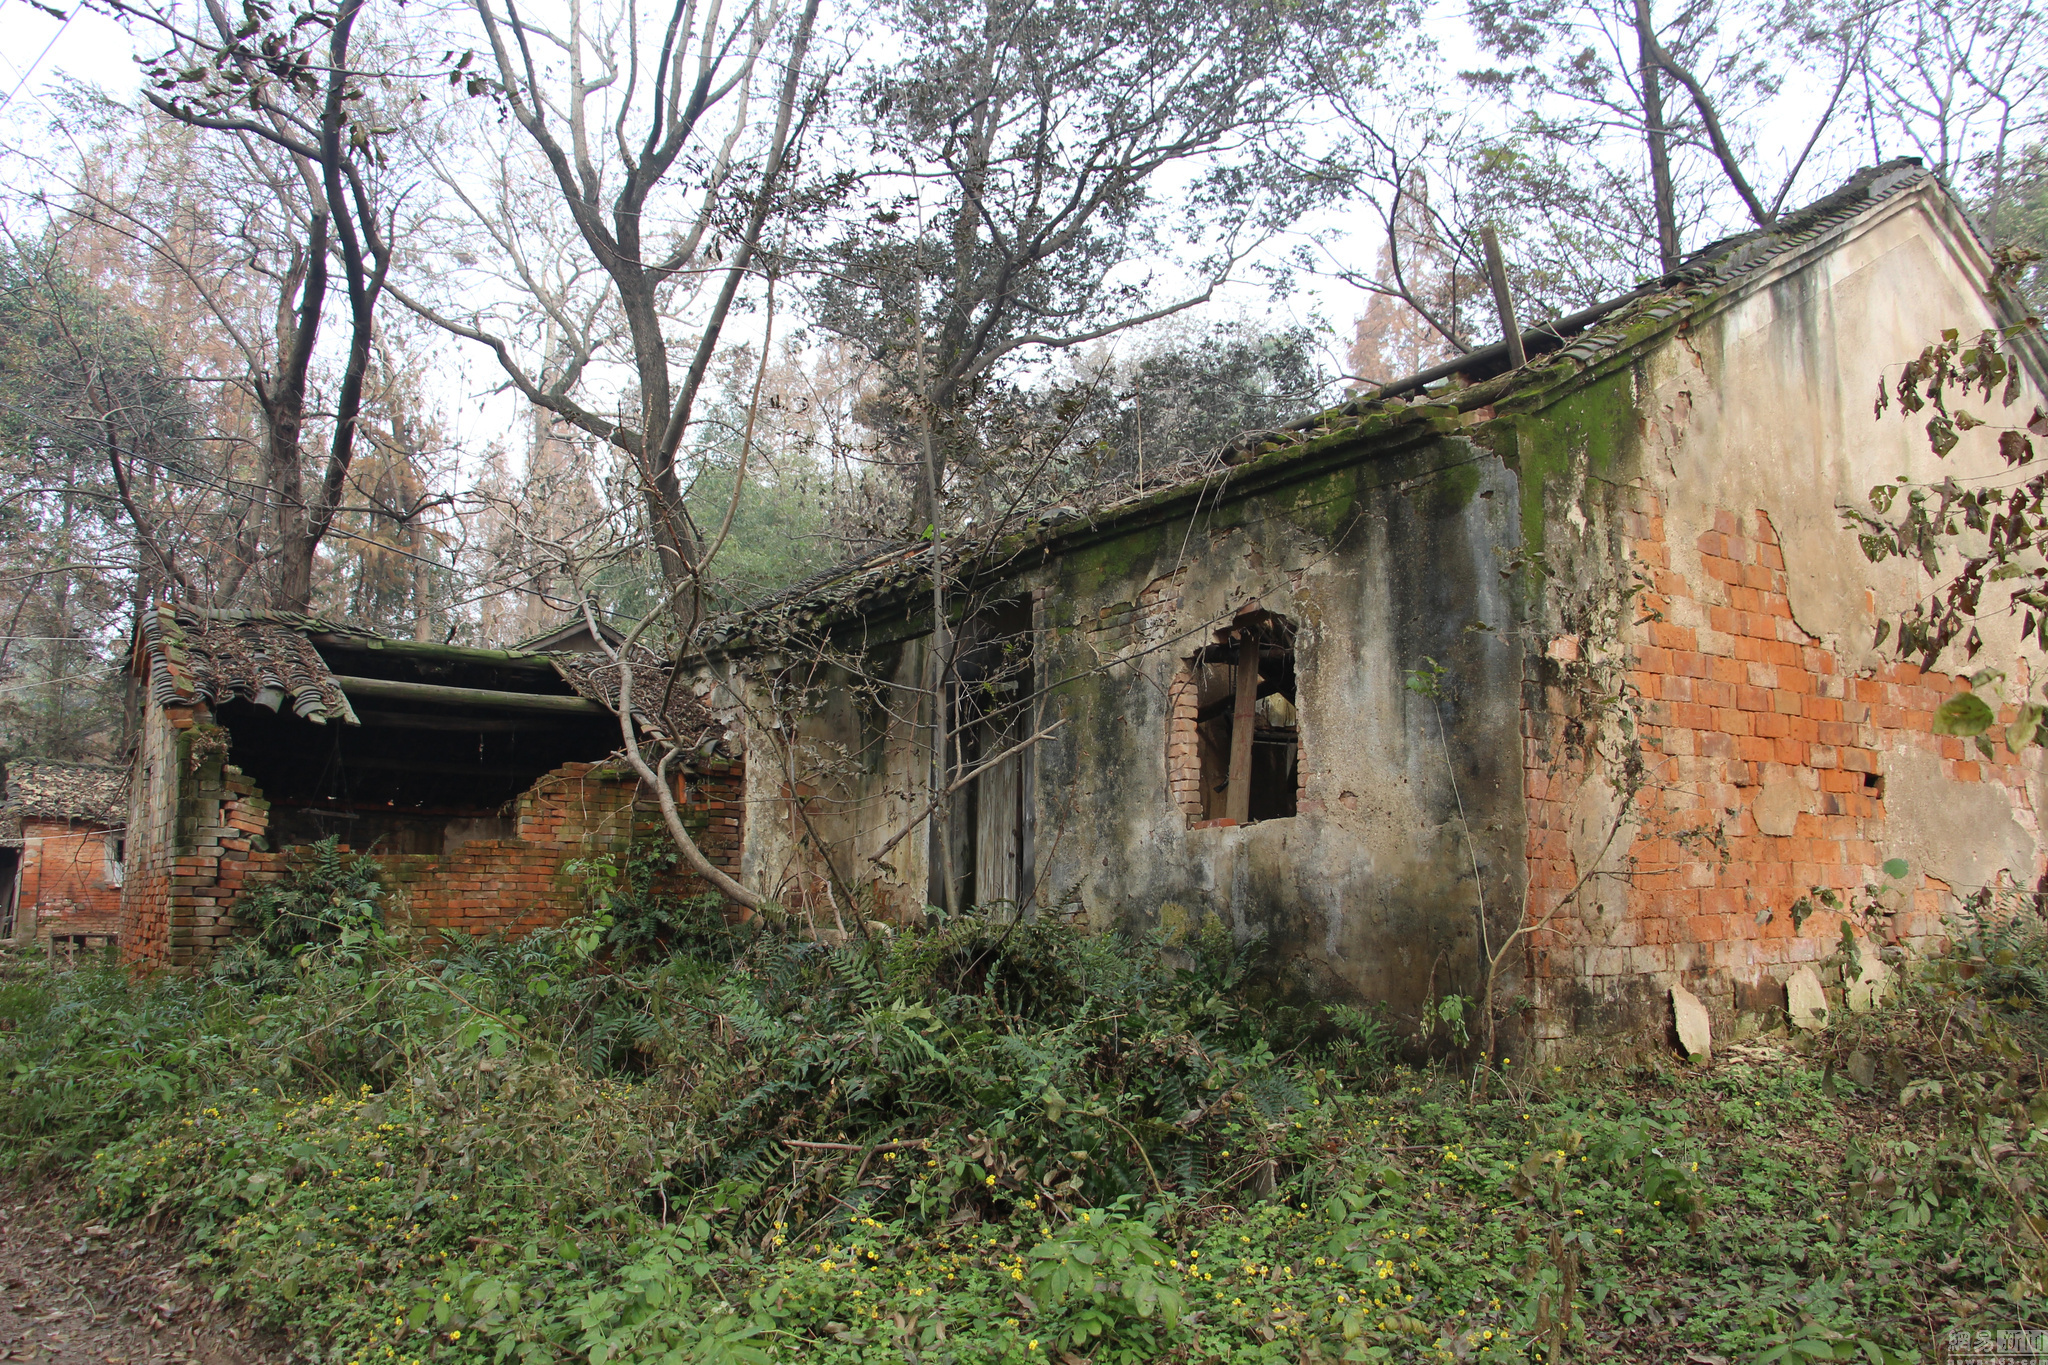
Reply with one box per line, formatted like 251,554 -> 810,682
214,638 -> 626,856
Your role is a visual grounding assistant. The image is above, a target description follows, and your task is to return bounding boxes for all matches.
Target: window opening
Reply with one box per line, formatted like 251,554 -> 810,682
1188,610 -> 1297,825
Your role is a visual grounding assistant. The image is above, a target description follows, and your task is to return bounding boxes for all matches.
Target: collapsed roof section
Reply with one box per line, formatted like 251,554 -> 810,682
133,606 -> 727,849
137,606 -> 720,745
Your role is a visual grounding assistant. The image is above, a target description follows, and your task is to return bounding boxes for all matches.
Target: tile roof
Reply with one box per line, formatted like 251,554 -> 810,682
2,759 -> 128,831
550,648 -> 722,749
139,604 -> 366,724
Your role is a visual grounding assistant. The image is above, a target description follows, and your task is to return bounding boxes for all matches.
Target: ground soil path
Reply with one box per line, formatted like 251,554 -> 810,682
0,1187 -> 259,1365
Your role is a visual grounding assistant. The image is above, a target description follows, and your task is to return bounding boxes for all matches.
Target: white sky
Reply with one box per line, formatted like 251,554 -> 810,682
0,0 -> 141,113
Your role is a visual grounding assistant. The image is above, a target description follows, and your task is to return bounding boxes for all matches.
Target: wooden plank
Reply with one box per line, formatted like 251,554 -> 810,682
1481,226 -> 1527,369
1225,632 -> 1260,825
1195,677 -> 1283,725
332,674 -> 608,716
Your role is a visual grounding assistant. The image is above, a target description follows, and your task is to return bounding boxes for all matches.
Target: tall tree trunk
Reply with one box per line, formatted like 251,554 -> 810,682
1635,0 -> 1681,274
275,525 -> 319,615
51,493 -> 74,753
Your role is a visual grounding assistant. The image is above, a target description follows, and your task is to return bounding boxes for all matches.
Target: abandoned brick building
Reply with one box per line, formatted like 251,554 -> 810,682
693,161 -> 2048,1052
114,162 -> 2048,1056
121,605 -> 739,966
2,759 -> 129,954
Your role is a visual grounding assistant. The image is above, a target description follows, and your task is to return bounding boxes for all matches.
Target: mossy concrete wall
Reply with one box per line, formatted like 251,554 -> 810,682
740,430 -> 1534,1022
1028,436 -> 1528,1022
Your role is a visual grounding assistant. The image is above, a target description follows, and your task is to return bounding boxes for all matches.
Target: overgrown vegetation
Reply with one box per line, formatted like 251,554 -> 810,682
0,857 -> 2043,1362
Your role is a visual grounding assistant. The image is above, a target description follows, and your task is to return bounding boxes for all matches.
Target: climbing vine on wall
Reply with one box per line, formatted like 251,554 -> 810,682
1850,317 -> 2048,750
1851,320 -> 2047,665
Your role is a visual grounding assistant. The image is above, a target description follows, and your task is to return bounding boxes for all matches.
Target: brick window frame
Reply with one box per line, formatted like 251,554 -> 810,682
1168,609 -> 1302,828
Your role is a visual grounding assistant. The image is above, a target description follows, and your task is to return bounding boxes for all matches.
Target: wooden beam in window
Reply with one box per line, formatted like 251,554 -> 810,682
1225,631 -> 1260,825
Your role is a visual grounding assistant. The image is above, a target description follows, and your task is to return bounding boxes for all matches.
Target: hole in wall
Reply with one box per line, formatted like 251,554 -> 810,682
1172,609 -> 1299,825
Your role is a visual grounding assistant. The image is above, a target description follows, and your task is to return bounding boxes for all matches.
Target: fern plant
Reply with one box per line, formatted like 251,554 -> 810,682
234,837 -> 382,954
1950,888 -> 2048,1004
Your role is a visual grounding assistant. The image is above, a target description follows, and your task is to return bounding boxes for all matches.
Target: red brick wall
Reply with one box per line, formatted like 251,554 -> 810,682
1167,669 -> 1204,821
123,706 -> 744,967
14,818 -> 123,946
1523,494 -> 2035,1046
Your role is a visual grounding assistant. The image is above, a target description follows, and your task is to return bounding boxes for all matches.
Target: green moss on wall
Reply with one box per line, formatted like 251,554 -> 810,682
1055,522 -> 1169,595
1493,364 -> 1644,558
1416,459 -> 1484,521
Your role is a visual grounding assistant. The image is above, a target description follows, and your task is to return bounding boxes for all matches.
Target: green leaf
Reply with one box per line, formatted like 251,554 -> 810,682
1931,692 -> 1995,736
1881,858 -> 1910,880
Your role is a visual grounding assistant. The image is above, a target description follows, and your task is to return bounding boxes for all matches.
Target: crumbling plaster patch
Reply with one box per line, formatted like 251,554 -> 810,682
1878,741 -> 2036,896
1567,766 -> 1638,932
1645,215 -> 2035,674
1751,772 -> 1812,838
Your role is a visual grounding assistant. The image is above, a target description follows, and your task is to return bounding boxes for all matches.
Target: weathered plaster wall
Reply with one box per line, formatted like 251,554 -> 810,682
740,640 -> 937,923
1518,185 -> 2048,1052
122,699 -> 742,965
744,431 -> 1534,1019
1030,437 -> 1528,1019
